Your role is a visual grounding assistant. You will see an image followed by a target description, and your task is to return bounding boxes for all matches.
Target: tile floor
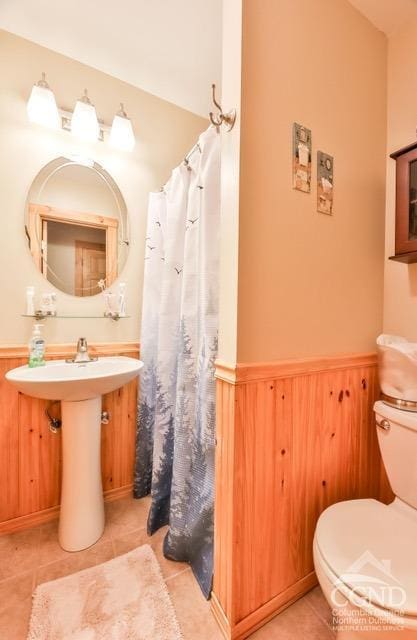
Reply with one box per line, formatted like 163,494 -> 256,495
0,495 -> 334,639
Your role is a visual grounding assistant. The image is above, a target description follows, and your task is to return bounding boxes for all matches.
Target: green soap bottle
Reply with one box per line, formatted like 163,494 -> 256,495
28,324 -> 46,367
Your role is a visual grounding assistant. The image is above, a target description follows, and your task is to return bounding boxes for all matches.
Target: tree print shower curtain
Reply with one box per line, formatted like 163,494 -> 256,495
134,126 -> 220,598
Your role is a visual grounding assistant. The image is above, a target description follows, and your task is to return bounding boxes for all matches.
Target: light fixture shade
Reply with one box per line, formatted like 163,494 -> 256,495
71,90 -> 100,142
27,74 -> 60,129
110,104 -> 135,151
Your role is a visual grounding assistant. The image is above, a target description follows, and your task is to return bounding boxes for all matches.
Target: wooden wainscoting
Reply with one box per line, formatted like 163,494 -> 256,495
213,353 -> 388,640
0,342 -> 139,534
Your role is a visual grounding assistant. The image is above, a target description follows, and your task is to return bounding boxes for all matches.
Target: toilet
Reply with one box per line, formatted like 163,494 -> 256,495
313,400 -> 417,639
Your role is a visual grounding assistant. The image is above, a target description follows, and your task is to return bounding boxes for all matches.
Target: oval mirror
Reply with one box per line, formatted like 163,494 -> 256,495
25,157 -> 129,297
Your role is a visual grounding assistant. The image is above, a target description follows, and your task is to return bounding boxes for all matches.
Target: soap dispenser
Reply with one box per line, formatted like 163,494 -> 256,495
28,324 -> 46,368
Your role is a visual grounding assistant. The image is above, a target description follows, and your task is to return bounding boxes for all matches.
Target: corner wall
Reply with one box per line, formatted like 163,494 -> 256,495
213,2 -> 388,638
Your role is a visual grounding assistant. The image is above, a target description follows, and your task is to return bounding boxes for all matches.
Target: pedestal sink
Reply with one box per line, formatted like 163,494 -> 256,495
6,356 -> 143,551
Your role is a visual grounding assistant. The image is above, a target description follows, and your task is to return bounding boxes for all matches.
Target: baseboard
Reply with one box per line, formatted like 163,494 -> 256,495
102,484 -> 134,503
0,504 -> 62,535
211,572 -> 317,639
211,593 -> 232,638
0,484 -> 133,535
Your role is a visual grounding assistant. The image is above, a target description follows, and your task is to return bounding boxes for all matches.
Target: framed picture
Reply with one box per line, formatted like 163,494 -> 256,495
292,123 -> 312,193
317,151 -> 334,215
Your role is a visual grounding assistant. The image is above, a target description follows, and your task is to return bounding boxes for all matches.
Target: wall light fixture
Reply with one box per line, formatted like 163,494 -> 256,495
26,74 -> 136,152
27,72 -> 60,129
109,104 -> 136,152
71,89 -> 100,143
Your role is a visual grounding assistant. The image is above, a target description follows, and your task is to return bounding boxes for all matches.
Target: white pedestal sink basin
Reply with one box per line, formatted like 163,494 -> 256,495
6,356 -> 143,551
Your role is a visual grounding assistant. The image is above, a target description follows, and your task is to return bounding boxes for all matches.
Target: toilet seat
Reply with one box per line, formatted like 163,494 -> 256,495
313,537 -> 417,631
315,499 -> 417,618
313,540 -> 417,631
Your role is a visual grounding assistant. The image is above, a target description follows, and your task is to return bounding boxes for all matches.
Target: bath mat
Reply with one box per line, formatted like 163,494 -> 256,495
27,544 -> 183,640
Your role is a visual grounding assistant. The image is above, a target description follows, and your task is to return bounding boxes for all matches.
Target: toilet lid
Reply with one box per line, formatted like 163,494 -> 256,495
315,499 -> 417,616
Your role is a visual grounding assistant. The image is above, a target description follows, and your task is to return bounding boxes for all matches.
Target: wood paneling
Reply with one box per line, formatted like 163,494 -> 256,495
0,342 -> 139,533
213,353 -> 387,639
0,485 -> 133,535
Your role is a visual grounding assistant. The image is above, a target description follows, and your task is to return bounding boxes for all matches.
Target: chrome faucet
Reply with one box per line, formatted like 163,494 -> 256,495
66,338 -> 98,363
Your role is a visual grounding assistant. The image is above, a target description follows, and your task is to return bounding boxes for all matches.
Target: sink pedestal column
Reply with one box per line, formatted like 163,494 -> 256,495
59,396 -> 105,551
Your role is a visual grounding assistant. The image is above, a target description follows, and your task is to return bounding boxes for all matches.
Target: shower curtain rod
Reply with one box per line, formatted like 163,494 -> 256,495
159,141 -> 201,192
159,142 -> 200,192
184,142 -> 201,167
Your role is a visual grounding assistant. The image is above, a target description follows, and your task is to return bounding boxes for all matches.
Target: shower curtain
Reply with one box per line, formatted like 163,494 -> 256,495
134,126 -> 220,598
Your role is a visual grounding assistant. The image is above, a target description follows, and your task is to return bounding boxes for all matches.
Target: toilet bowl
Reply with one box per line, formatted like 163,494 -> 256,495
313,401 -> 417,638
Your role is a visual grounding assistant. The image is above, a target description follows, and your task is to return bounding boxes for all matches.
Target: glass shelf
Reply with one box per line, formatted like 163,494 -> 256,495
22,314 -> 130,321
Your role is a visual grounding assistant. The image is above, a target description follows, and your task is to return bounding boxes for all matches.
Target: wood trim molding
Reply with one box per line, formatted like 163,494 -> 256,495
211,593 -> 232,639
214,360 -> 238,384
0,484 -> 133,535
231,572 -> 317,640
28,203 -> 120,289
29,204 -> 119,229
215,352 -> 377,384
0,342 -> 140,359
211,573 -> 317,640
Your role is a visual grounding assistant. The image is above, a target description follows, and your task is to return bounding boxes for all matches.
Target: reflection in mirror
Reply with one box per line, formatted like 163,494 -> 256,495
25,157 -> 129,297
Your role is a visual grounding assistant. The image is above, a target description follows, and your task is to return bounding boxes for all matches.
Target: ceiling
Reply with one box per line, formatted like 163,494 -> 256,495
2,0 -> 415,117
348,0 -> 417,36
0,0 -> 222,117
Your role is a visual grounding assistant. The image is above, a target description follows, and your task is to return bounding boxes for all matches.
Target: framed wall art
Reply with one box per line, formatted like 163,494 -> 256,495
292,123 -> 312,193
317,151 -> 334,215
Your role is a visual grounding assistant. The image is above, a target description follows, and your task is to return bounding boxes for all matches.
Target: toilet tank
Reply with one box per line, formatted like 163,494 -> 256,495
377,334 -> 417,402
375,400 -> 417,508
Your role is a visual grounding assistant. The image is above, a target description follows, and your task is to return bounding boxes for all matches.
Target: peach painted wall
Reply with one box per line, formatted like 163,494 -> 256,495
384,19 -> 417,340
236,0 -> 387,362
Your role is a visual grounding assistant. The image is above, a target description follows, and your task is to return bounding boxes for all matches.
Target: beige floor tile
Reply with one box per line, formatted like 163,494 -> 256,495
105,495 -> 151,538
35,540 -> 114,586
37,518 -> 112,566
166,569 -> 223,640
0,496 -> 336,640
304,585 -> 335,630
112,524 -> 189,579
0,571 -> 33,640
251,597 -> 335,639
0,528 -> 41,580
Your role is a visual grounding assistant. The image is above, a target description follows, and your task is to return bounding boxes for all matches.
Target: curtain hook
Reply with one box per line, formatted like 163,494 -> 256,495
209,84 -> 236,132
